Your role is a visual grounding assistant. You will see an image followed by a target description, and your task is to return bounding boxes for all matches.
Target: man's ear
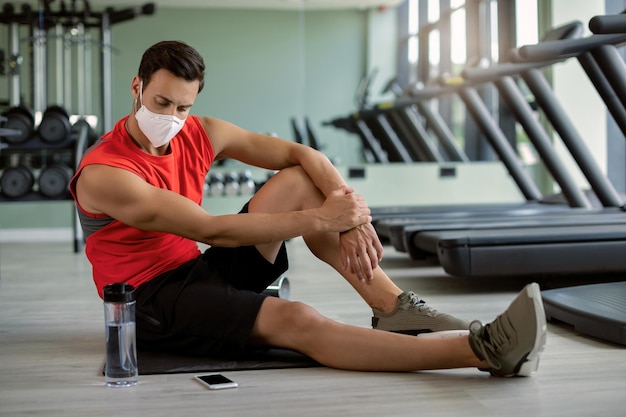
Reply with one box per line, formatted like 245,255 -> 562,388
130,76 -> 141,100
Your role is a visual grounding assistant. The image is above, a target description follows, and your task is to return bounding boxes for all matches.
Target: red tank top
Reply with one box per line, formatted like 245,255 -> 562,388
70,115 -> 215,297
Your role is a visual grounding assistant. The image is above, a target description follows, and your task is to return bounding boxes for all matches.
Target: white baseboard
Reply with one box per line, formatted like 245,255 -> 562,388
0,228 -> 74,243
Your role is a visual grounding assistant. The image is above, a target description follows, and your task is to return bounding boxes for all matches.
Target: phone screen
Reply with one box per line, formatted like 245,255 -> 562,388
195,374 -> 238,389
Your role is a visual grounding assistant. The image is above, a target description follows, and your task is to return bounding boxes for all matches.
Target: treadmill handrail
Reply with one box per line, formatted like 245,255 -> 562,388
462,20 -> 583,82
589,13 -> 626,34
517,33 -> 626,62
461,58 -> 564,83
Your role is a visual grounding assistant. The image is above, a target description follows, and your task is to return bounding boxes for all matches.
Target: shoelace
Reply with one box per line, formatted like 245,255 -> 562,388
487,315 -> 514,352
478,316 -> 514,370
405,292 -> 439,314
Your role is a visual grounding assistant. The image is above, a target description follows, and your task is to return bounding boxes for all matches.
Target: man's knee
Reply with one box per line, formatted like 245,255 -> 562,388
280,301 -> 326,332
255,300 -> 327,346
251,166 -> 321,212
270,166 -> 312,191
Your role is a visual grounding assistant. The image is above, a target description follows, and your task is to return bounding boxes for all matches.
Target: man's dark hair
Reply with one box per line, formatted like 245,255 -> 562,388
138,41 -> 205,92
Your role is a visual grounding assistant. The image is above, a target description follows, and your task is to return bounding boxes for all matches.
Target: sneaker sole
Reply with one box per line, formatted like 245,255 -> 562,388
515,282 -> 547,377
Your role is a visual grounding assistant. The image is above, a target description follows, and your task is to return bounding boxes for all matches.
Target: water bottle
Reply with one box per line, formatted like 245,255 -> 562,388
103,283 -> 138,387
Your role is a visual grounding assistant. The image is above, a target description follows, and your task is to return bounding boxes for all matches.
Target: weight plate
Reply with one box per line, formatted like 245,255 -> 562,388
1,166 -> 34,198
1,107 -> 35,144
38,165 -> 72,197
39,106 -> 71,143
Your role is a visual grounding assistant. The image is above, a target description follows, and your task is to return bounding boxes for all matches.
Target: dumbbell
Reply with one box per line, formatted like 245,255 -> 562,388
38,164 -> 73,197
223,171 -> 240,196
0,165 -> 34,198
1,106 -> 35,145
38,105 -> 71,144
262,276 -> 290,299
239,170 -> 257,196
207,172 -> 225,197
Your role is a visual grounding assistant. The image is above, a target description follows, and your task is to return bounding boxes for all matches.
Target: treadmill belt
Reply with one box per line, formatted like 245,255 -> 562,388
542,282 -> 626,345
419,224 -> 626,277
377,205 -> 597,248
403,211 -> 626,258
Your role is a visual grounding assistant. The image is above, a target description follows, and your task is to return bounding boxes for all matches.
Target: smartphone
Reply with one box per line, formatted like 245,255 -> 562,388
194,374 -> 238,390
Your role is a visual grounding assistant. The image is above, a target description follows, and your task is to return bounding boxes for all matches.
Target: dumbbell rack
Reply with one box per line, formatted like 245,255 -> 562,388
0,2 -> 155,251
0,122 -> 91,252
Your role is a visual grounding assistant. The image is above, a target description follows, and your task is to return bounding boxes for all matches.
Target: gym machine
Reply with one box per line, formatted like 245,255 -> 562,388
381,77 -> 470,163
531,12 -> 626,347
383,21 -> 626,255
330,68 -> 454,164
418,19 -> 626,278
0,1 -> 155,251
395,15 -> 626,347
328,82 -> 459,164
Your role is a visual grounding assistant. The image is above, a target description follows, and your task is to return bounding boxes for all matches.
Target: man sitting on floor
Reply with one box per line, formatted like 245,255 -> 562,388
71,40 -> 546,377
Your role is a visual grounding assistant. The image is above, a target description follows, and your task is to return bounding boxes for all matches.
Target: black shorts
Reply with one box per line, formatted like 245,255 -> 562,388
134,204 -> 289,358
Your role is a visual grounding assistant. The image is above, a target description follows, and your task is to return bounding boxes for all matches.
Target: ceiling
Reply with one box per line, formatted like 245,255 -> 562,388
24,0 -> 405,11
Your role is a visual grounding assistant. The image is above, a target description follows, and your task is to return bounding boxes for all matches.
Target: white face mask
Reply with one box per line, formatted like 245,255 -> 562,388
135,81 -> 186,148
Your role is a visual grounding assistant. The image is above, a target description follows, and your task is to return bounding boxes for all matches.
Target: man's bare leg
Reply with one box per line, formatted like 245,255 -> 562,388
250,296 -> 482,372
249,166 -> 403,312
250,283 -> 547,377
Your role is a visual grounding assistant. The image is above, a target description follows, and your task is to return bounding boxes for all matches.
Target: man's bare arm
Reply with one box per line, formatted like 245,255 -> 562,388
75,164 -> 371,247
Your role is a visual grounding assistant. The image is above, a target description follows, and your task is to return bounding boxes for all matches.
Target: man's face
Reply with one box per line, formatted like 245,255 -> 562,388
135,69 -> 200,119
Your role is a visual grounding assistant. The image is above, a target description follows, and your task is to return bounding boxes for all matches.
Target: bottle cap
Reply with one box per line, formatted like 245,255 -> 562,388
103,283 -> 135,303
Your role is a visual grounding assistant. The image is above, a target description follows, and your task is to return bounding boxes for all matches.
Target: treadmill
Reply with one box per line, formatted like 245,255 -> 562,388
374,21 -> 620,247
332,68 -> 447,164
331,72 -> 470,164
542,281 -> 626,346
388,27 -> 626,256
351,104 -> 443,163
329,94 -> 465,164
381,77 -> 471,163
539,13 -> 626,347
418,18 -> 626,279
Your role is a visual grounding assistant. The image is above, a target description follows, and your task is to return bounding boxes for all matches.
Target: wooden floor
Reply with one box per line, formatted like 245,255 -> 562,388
1,237 -> 625,417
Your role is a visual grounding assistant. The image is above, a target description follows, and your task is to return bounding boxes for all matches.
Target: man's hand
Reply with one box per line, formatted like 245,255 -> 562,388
317,187 -> 372,232
339,223 -> 384,282
316,187 -> 383,281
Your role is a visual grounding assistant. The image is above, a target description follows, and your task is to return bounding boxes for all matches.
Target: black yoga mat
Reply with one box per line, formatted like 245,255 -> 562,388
103,348 -> 321,376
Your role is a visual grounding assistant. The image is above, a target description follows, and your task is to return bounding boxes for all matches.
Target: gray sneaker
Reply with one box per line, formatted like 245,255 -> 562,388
468,282 -> 547,377
372,291 -> 470,335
